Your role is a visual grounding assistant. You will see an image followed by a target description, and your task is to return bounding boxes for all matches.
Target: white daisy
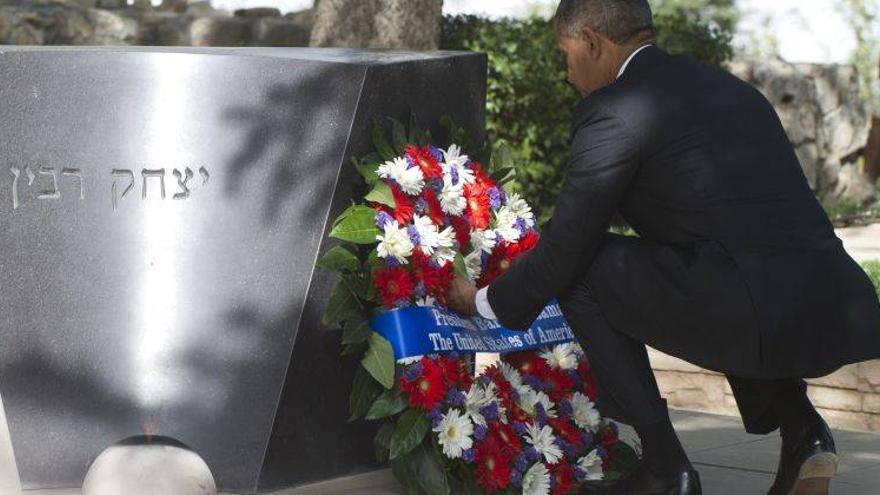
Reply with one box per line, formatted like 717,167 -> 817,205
464,383 -> 493,427
464,250 -> 483,282
439,173 -> 467,216
431,246 -> 456,267
397,355 -> 424,365
411,215 -> 451,256
469,228 -> 497,254
518,386 -> 557,419
522,462 -> 551,495
494,206 -> 521,242
433,408 -> 474,459
525,423 -> 563,465
416,295 -> 436,307
578,449 -> 604,481
506,192 -> 536,227
540,343 -> 579,370
499,362 -> 524,389
441,144 -> 476,184
570,392 -> 601,431
375,220 -> 414,263
377,156 -> 425,195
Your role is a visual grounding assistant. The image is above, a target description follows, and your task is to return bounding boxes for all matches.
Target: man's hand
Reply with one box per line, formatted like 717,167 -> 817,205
447,277 -> 478,316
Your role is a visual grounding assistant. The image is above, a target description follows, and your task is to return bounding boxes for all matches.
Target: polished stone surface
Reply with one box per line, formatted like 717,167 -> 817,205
0,46 -> 486,493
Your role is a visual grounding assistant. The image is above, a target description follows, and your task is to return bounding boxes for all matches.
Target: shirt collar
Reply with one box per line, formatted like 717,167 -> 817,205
616,43 -> 654,80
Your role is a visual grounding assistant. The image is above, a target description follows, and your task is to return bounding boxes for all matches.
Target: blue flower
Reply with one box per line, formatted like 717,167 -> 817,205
406,224 -> 421,246
375,211 -> 394,229
480,403 -> 499,422
462,447 -> 476,463
445,388 -> 465,407
426,407 -> 443,428
474,423 -> 488,441
488,187 -> 502,210
402,362 -> 424,382
509,468 -> 523,486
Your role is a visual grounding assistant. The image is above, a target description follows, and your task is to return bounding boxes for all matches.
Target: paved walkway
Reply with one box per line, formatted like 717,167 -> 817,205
6,408 -> 877,494
836,224 -> 880,262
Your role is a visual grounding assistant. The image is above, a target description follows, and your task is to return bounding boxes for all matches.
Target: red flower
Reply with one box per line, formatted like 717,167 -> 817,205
411,251 -> 454,303
470,161 -> 494,188
549,417 -> 583,449
578,360 -> 599,401
543,367 -> 576,402
406,145 -> 443,180
475,435 -> 513,493
420,188 -> 446,226
550,461 -> 576,495
480,241 -> 513,286
436,355 -> 473,390
374,184 -> 415,225
487,421 -> 522,458
505,351 -> 550,380
449,215 -> 472,250
373,266 -> 414,308
464,181 -> 492,230
508,231 -> 540,260
398,357 -> 446,410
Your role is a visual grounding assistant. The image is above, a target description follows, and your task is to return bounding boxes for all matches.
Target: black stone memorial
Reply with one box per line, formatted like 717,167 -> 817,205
0,46 -> 486,493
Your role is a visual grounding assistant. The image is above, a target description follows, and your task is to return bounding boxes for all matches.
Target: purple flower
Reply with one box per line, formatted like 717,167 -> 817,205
515,453 -> 529,472
535,403 -> 548,427
509,468 -> 523,486
480,403 -> 499,422
462,447 -> 476,463
375,211 -> 393,229
402,362 -> 424,382
407,224 -> 421,246
581,431 -> 594,448
449,166 -> 460,185
405,154 -> 416,169
448,351 -> 460,360
488,187 -> 502,210
515,217 -> 528,235
474,423 -> 488,441
414,282 -> 426,298
429,146 -> 443,162
446,388 -> 465,407
414,197 -> 428,214
384,257 -> 401,267
574,466 -> 587,482
426,407 -> 443,428
512,421 -> 528,436
559,399 -> 573,416
523,374 -> 545,391
525,446 -> 541,461
561,441 -> 577,460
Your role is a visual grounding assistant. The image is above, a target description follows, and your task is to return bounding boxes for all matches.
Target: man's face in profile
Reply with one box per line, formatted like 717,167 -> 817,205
556,23 -> 617,98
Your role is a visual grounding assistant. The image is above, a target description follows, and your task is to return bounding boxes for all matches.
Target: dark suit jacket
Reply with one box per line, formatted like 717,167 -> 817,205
487,45 -> 880,378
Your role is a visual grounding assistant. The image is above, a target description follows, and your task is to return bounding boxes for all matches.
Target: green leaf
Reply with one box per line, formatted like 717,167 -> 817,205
342,318 -> 372,345
606,440 -> 640,481
412,444 -> 451,495
366,247 -> 383,270
318,245 -> 360,273
389,409 -> 430,460
388,117 -> 409,152
491,166 -> 516,186
453,252 -> 469,280
490,140 -> 514,171
341,340 -> 369,357
372,119 -> 397,160
365,181 -> 396,208
349,365 -> 383,422
365,388 -> 408,420
321,280 -> 360,327
352,156 -> 379,185
330,205 -> 381,244
361,332 -> 396,389
374,420 -> 394,463
390,454 -> 422,494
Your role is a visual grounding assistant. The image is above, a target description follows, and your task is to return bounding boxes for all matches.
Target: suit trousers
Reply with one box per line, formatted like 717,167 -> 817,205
557,233 -> 807,434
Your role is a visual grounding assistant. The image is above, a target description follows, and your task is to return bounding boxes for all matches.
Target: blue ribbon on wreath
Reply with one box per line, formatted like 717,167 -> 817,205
371,299 -> 577,360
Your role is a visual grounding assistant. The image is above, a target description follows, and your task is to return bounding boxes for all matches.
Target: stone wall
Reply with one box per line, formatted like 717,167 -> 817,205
731,57 -> 876,206
0,0 -> 312,47
650,349 -> 880,432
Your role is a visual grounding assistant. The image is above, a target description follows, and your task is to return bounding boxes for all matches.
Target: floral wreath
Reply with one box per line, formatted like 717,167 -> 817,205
320,115 -> 636,494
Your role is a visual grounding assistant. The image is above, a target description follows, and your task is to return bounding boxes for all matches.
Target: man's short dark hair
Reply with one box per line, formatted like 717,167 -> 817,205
555,0 -> 654,44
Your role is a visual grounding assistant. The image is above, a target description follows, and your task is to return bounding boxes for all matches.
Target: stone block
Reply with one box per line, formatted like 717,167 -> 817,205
807,364 -> 860,390
808,385 -> 863,412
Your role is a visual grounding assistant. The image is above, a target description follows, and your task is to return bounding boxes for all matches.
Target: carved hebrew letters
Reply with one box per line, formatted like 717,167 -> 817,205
142,169 -> 166,200
173,168 -> 193,200
9,165 -> 87,210
111,169 -> 135,211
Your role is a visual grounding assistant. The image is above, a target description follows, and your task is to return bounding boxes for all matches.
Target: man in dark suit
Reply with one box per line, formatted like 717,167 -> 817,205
447,1 -> 880,494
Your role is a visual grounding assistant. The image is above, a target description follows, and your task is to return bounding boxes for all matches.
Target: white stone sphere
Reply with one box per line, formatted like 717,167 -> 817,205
82,437 -> 217,495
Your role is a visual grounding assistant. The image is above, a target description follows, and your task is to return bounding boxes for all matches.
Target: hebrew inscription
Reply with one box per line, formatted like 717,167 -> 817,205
8,166 -> 211,211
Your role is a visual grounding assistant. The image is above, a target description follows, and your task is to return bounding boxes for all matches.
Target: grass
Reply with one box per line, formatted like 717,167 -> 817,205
863,260 -> 880,298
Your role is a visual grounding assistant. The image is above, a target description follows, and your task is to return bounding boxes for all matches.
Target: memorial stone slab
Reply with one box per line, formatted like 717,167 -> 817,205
0,46 -> 486,493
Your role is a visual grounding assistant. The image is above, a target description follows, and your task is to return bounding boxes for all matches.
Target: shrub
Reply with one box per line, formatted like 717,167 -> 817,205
864,260 -> 880,298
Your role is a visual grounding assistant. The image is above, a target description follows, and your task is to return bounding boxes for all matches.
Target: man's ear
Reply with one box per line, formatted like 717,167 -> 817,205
579,26 -> 603,60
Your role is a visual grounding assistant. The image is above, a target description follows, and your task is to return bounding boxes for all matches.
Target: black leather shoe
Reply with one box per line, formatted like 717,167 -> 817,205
583,462 -> 702,494
767,414 -> 838,495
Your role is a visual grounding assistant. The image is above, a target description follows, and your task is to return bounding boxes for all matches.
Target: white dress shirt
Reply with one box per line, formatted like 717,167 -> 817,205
474,44 -> 654,321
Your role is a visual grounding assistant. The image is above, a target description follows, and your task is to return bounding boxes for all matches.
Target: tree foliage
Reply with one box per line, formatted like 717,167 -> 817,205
441,11 -> 735,221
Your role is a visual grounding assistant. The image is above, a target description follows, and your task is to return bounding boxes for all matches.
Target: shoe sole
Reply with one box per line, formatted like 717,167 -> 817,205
788,452 -> 839,495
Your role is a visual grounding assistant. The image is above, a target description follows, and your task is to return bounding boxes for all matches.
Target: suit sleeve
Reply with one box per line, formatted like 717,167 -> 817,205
486,102 -> 642,330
